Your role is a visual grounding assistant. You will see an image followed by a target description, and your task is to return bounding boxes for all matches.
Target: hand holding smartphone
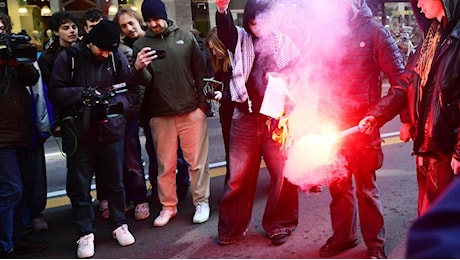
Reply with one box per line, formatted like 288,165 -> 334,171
145,48 -> 165,59
154,49 -> 165,59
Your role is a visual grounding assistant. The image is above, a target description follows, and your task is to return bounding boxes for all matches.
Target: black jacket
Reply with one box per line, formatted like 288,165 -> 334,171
325,2 -> 405,127
48,42 -> 137,148
0,63 -> 40,147
370,0 -> 460,158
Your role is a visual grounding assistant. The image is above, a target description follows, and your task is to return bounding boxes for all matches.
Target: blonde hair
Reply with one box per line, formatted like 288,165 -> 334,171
205,27 -> 230,73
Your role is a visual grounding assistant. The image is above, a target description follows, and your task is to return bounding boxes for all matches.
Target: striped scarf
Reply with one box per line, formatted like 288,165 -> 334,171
414,21 -> 442,88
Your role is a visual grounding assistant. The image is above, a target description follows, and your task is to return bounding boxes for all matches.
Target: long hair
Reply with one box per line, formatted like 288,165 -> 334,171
0,12 -> 12,33
113,7 -> 145,27
205,27 -> 230,73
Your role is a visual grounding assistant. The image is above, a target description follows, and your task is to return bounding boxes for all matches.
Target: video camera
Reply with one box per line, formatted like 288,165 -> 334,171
81,83 -> 127,126
0,30 -> 37,63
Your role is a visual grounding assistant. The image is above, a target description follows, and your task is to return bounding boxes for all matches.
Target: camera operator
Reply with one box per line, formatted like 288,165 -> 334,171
0,12 -> 48,258
48,20 -> 137,258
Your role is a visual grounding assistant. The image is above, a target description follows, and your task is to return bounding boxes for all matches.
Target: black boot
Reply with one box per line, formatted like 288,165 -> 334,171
14,237 -> 48,255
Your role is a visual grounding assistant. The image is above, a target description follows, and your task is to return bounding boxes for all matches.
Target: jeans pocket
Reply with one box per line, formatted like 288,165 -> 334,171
359,146 -> 384,172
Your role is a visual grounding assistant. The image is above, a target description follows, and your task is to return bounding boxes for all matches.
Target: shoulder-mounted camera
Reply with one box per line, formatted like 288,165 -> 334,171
0,30 -> 37,63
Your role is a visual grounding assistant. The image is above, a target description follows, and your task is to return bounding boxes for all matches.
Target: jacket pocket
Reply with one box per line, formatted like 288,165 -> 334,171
97,114 -> 126,144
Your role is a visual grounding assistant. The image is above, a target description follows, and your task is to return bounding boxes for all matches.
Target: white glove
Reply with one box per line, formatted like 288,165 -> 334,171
214,91 -> 223,101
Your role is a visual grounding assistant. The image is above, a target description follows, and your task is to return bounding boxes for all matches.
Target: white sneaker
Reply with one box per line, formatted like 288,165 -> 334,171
193,202 -> 210,224
153,208 -> 178,227
134,202 -> 150,221
76,233 -> 94,258
112,224 -> 135,246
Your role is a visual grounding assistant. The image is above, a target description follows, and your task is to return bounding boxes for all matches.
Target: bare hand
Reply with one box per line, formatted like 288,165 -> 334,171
215,0 -> 230,13
134,47 -> 157,71
451,157 -> 460,175
399,123 -> 412,143
358,115 -> 377,135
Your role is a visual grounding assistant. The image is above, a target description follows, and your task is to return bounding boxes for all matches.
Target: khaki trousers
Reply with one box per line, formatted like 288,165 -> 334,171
150,108 -> 210,209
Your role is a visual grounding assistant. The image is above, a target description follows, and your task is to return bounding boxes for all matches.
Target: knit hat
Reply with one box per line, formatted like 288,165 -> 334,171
243,0 -> 272,37
141,0 -> 168,22
85,20 -> 120,51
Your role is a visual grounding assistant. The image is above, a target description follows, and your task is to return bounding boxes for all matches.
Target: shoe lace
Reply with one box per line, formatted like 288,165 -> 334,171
116,225 -> 129,235
77,234 -> 93,246
196,203 -> 204,213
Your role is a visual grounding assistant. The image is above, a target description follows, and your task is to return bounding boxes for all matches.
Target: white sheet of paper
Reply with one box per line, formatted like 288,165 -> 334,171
260,73 -> 289,119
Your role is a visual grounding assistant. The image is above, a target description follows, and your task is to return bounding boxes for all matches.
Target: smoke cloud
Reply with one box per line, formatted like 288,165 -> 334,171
254,0 -> 358,190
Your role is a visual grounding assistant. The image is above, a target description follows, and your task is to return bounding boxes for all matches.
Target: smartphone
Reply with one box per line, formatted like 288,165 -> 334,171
154,49 -> 166,59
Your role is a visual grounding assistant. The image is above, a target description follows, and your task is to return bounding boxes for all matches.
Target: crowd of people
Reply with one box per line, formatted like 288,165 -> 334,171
1,0 -> 459,258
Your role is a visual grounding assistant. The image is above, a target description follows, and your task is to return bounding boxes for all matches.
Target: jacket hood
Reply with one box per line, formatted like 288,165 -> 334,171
145,20 -> 178,38
441,0 -> 460,34
410,0 -> 460,35
348,0 -> 373,27
243,0 -> 272,37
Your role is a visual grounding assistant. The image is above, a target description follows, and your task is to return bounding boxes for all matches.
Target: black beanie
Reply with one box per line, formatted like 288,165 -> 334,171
86,20 -> 121,51
243,0 -> 272,37
141,0 -> 168,22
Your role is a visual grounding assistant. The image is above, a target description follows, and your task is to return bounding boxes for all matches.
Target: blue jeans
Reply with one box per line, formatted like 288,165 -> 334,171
218,111 -> 299,243
123,115 -> 148,205
96,116 -> 148,205
143,122 -> 189,197
66,140 -> 126,235
0,146 -> 29,253
328,142 -> 385,248
23,144 -> 47,223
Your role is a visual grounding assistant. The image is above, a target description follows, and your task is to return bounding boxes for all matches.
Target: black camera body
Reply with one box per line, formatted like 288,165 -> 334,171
81,83 -> 127,123
0,30 -> 37,63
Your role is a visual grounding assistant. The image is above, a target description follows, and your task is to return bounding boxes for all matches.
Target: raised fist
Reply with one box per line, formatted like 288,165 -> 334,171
215,0 -> 231,13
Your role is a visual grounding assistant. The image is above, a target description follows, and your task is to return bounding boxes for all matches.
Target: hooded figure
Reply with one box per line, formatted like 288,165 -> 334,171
317,0 -> 405,258
242,0 -> 272,37
363,0 -> 460,233
214,0 -> 300,247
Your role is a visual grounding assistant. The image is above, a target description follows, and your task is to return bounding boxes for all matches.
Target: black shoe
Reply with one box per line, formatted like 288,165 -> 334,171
270,234 -> 288,246
14,238 -> 48,255
177,185 -> 189,202
319,237 -> 358,257
368,247 -> 388,259
1,249 -> 18,259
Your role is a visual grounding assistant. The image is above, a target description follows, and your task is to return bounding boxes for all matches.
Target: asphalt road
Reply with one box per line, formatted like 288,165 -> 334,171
25,114 -> 419,259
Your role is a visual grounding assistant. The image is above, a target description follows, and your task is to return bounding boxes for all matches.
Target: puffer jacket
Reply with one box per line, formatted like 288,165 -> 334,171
323,1 -> 404,147
326,1 -> 404,125
48,41 -> 137,147
132,21 -> 208,118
